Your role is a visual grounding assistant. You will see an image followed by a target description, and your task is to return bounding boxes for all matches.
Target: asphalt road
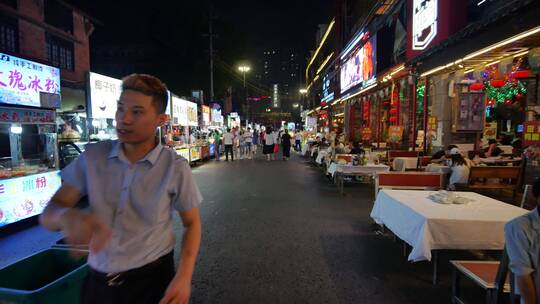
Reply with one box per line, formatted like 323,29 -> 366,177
179,152 -> 485,304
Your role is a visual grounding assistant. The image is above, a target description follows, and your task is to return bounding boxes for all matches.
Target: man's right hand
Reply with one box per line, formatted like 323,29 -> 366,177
60,209 -> 112,253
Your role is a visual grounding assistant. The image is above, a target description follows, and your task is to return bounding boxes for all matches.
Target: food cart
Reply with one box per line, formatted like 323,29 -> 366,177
0,52 -> 62,228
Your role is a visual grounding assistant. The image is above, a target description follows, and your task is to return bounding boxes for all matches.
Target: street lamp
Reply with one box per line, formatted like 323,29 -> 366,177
238,65 -> 251,88
299,88 -> 307,94
238,65 -> 251,121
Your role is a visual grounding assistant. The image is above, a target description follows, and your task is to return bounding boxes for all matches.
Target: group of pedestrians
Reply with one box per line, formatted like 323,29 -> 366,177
216,127 -> 258,161
262,127 -> 295,161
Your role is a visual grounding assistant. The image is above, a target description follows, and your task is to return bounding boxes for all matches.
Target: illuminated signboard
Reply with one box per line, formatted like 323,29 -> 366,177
202,105 -> 210,124
187,101 -> 198,127
89,72 -> 122,119
412,0 -> 438,50
321,74 -> 334,104
0,53 -> 60,108
273,84 -> 279,108
171,96 -> 189,126
0,171 -> 62,227
340,35 -> 377,94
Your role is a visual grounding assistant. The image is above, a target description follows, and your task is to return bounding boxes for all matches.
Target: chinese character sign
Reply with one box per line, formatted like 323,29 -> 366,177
0,171 -> 61,227
0,53 -> 60,108
89,72 -> 122,119
523,121 -> 540,146
171,96 -> 189,126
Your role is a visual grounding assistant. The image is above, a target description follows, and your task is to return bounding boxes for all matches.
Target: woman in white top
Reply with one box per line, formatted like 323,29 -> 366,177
447,148 -> 470,190
263,127 -> 275,161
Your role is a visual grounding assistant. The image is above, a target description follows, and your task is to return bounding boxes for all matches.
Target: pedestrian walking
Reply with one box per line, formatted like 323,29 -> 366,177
252,128 -> 259,156
263,126 -> 275,161
213,130 -> 221,161
281,129 -> 292,160
243,128 -> 253,159
223,128 -> 234,161
294,130 -> 302,152
239,129 -> 246,159
40,74 -> 202,304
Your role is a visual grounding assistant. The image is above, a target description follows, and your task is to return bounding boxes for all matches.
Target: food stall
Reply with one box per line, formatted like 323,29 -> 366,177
187,100 -> 201,163
200,105 -> 211,160
0,52 -> 62,228
169,95 -> 191,162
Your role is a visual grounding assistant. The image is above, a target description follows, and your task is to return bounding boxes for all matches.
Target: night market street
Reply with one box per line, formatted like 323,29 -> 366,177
0,152 -> 458,303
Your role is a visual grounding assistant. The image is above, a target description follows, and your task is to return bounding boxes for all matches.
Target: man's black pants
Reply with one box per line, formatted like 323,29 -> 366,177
81,251 -> 175,304
225,144 -> 234,161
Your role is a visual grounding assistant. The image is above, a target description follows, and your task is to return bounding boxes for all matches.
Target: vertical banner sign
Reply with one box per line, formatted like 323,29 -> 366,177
523,121 -> 540,146
412,0 -> 438,50
427,116 -> 438,138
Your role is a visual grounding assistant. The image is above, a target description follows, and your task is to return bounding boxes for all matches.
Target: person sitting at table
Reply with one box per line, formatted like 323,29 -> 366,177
485,139 -> 503,157
447,148 -> 470,191
431,145 -> 458,164
505,178 -> 540,304
334,139 -> 346,155
349,141 -> 364,155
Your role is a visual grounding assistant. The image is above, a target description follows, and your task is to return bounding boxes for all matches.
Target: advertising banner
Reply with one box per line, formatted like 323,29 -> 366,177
0,171 -> 62,227
0,52 -> 61,108
388,125 -> 404,143
340,34 -> 377,94
0,107 -> 55,124
88,72 -> 122,119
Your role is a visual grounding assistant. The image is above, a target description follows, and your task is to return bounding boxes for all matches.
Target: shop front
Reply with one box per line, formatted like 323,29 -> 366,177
0,52 -> 62,228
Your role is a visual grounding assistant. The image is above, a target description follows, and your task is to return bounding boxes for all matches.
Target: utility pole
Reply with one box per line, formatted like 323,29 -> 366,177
203,9 -> 217,102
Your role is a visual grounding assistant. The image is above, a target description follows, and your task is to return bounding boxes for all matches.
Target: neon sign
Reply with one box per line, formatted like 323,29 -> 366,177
412,0 -> 438,50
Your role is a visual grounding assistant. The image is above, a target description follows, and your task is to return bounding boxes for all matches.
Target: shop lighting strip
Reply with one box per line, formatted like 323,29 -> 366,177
306,19 -> 336,80
485,60 -> 501,67
390,64 -> 405,76
463,25 -> 540,61
316,52 -> 334,75
513,50 -> 529,58
464,68 -> 475,74
420,25 -> 540,78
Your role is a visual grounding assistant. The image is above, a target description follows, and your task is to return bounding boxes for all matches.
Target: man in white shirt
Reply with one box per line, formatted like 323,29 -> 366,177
223,128 -> 234,161
294,131 -> 302,152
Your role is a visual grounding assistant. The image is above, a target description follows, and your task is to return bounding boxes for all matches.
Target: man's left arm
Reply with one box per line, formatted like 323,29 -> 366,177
160,208 -> 201,304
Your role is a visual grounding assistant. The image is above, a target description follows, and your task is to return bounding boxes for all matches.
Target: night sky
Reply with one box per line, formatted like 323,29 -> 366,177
67,0 -> 332,100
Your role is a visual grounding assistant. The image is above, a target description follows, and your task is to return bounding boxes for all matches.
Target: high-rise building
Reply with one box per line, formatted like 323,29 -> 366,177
251,48 -> 302,122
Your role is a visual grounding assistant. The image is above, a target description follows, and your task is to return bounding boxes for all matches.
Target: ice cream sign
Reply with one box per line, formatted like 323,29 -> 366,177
0,53 -> 61,108
412,0 -> 438,50
0,171 -> 61,227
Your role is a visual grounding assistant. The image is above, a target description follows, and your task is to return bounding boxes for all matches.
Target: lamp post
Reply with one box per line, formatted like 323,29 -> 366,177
238,65 -> 251,122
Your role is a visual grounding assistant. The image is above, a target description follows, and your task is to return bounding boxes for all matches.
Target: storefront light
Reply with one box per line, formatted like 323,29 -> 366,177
513,50 -> 529,58
10,125 -> 22,134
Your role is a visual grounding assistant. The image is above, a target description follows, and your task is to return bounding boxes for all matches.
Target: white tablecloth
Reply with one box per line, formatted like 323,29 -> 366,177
370,190 -> 527,262
392,157 -> 418,171
327,163 -> 390,178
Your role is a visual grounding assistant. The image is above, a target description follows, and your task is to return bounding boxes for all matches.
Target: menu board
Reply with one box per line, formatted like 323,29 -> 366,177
171,96 -> 188,126
190,147 -> 200,161
0,107 -> 55,124
523,121 -> 540,146
388,125 -> 404,143
0,171 -> 61,227
483,122 -> 498,141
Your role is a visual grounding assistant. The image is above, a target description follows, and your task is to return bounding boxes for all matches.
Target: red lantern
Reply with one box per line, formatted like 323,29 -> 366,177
512,70 -> 531,79
487,99 -> 495,106
504,99 -> 512,105
490,79 -> 505,88
469,83 -> 485,91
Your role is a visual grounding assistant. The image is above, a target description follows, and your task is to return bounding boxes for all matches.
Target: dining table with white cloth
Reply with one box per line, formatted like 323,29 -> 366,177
328,163 -> 390,194
392,157 -> 419,171
370,189 -> 527,283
